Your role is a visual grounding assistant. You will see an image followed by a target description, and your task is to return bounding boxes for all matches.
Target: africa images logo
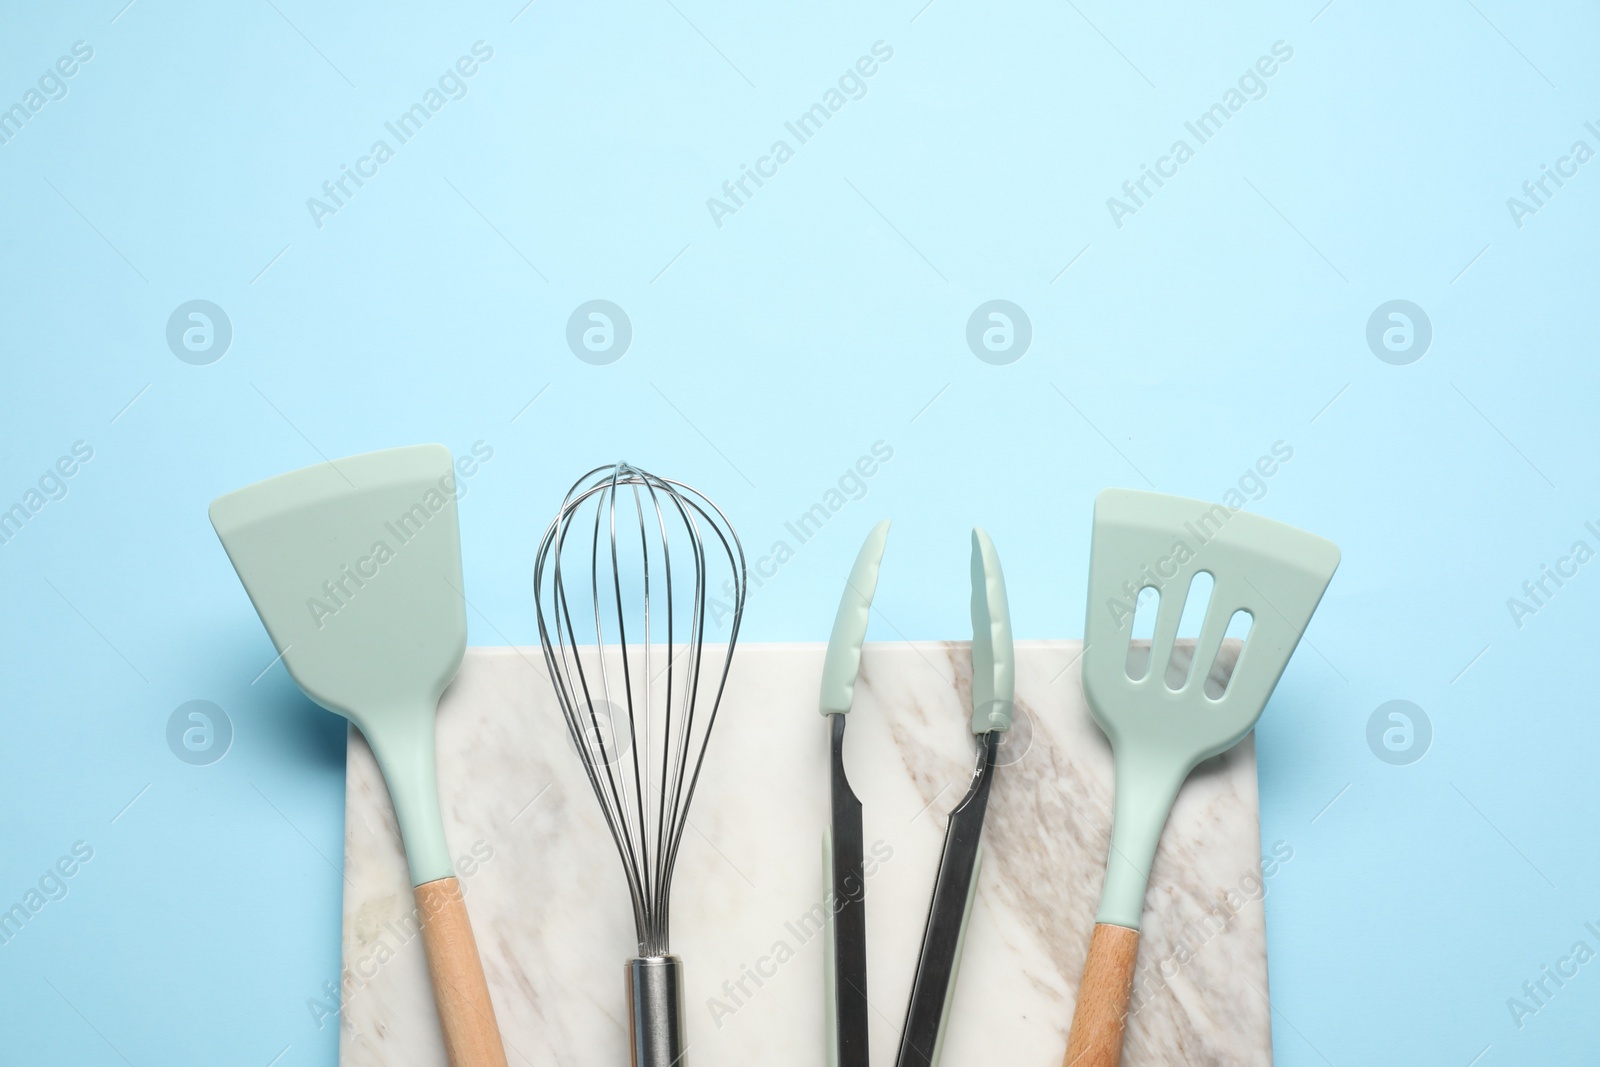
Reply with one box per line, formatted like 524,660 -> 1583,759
166,701 -> 233,766
166,300 -> 233,365
966,301 -> 1032,365
566,301 -> 632,365
1365,300 -> 1431,365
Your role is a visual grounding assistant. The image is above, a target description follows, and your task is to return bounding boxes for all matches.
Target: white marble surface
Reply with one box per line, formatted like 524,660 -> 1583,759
340,642 -> 1272,1065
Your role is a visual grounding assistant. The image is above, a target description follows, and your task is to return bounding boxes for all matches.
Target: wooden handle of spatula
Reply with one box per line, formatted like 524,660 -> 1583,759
1064,923 -> 1140,1067
415,876 -> 509,1067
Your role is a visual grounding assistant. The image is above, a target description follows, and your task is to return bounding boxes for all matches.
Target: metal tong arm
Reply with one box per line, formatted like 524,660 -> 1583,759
826,712 -> 871,1067
894,730 -> 1001,1067
822,521 -> 888,1067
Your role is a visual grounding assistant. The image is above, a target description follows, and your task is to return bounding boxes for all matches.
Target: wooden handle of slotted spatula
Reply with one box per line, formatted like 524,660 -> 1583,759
415,877 -> 509,1067
1064,923 -> 1140,1067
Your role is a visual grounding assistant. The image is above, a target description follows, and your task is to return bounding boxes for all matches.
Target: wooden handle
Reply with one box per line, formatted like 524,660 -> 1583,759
415,876 -> 509,1067
1064,923 -> 1140,1067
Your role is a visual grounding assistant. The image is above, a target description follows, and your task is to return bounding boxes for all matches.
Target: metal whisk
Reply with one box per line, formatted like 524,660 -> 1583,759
533,463 -> 746,1067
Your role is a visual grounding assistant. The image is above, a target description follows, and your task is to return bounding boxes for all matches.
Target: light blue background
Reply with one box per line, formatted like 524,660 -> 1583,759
2,1 -> 1597,1063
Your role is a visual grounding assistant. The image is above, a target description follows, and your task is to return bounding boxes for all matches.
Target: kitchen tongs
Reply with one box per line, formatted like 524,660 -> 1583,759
819,522 -> 1015,1067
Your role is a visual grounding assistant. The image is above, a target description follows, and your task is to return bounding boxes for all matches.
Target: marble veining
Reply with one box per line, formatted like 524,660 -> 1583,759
341,642 -> 1271,1065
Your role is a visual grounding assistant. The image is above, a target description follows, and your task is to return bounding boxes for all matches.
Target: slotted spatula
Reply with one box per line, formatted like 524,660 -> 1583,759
1063,489 -> 1339,1067
209,444 -> 507,1067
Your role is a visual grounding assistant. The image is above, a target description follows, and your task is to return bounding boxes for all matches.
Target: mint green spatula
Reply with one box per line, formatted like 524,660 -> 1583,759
209,444 -> 506,1067
1063,489 -> 1339,1067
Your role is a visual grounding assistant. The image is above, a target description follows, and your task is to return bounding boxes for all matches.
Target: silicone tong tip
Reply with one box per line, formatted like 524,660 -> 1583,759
819,519 -> 891,716
969,527 -> 1015,734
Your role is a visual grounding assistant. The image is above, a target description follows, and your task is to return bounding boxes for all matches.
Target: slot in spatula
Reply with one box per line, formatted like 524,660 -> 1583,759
209,444 -> 507,1067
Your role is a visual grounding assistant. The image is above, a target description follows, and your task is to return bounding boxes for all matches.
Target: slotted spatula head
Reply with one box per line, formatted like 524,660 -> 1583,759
209,443 -> 466,885
1082,488 -> 1339,928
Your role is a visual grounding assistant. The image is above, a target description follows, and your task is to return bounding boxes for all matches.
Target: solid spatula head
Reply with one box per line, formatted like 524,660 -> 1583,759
1082,488 -> 1339,928
209,444 -> 466,885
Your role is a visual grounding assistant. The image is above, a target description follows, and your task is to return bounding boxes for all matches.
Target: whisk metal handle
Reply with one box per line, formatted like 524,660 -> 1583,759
627,956 -> 688,1067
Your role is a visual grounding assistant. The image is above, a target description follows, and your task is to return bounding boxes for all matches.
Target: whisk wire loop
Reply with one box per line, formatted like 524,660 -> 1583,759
534,463 -> 746,958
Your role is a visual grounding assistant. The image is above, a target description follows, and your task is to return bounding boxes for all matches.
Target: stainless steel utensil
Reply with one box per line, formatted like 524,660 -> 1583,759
815,523 -> 1014,1067
818,520 -> 890,1067
533,463 -> 746,1067
896,528 -> 1014,1067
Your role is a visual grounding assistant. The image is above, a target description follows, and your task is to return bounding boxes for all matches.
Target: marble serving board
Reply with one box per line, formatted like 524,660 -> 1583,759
340,642 -> 1272,1066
